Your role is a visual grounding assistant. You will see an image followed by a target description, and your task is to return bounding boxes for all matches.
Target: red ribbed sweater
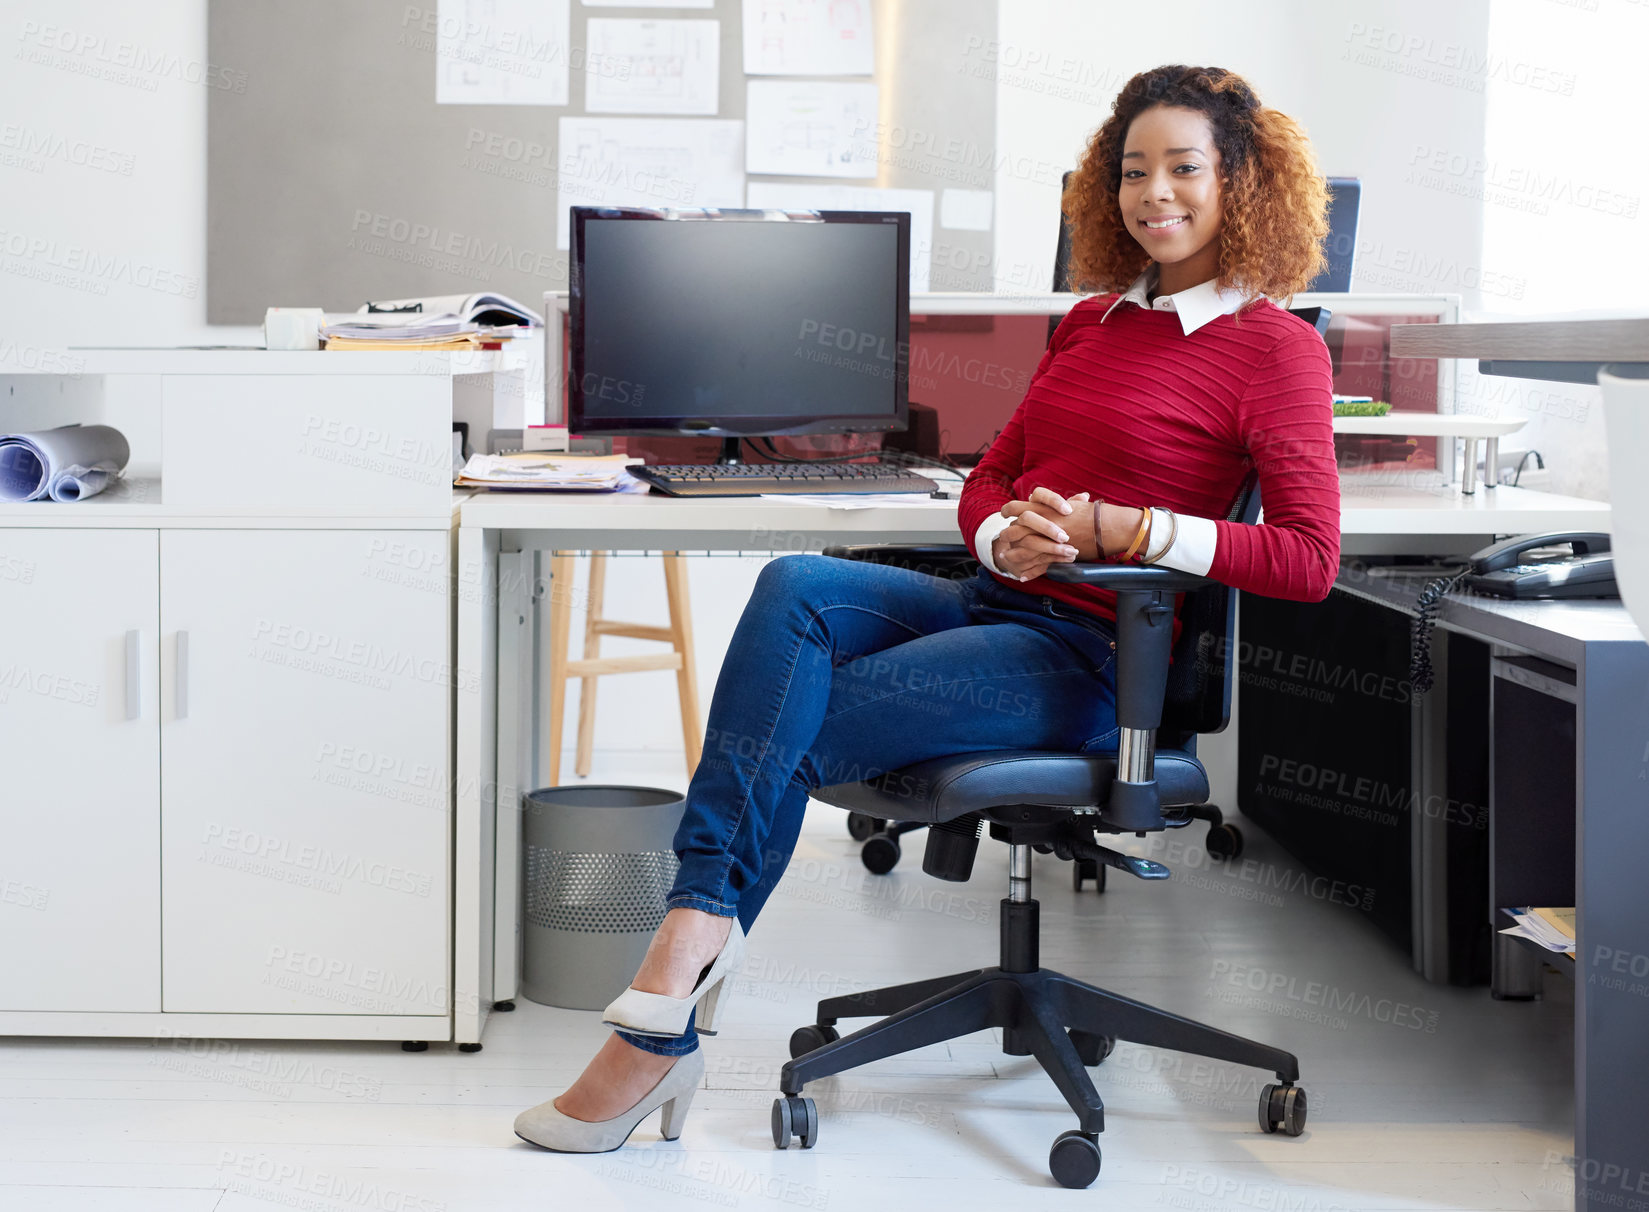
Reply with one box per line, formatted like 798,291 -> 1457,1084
959,293 -> 1341,625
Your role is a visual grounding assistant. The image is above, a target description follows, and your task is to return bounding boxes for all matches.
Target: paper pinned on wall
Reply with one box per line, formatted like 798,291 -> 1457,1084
585,19 -> 720,115
746,182 -> 935,293
436,0 -> 572,106
940,188 -> 994,233
745,81 -> 877,179
557,117 -> 746,249
743,0 -> 873,76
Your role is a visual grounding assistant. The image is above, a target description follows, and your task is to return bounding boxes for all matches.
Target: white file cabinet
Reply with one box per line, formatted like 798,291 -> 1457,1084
0,349 -> 519,1043
0,529 -> 162,1012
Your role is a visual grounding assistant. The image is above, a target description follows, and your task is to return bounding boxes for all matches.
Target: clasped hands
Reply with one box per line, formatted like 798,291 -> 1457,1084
991,487 -> 1147,582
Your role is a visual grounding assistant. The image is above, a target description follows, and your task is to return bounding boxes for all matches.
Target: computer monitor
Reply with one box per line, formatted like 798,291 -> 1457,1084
1307,177 -> 1361,293
568,207 -> 910,452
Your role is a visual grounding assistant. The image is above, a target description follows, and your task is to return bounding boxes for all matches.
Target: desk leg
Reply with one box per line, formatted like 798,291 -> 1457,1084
454,525 -> 500,1047
492,547 -> 530,1003
1574,639 -> 1649,1210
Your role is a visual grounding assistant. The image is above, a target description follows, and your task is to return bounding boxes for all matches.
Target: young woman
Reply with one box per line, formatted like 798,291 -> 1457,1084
515,63 -> 1341,1152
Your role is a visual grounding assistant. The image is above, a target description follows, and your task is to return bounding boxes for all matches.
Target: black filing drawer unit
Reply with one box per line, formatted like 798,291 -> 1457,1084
1237,588 -> 1493,985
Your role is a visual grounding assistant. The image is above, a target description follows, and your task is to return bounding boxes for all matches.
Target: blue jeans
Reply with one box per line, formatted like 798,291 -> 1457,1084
617,555 -> 1120,1056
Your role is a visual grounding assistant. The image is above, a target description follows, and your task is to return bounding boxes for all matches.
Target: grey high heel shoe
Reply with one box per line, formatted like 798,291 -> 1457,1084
514,1047 -> 705,1153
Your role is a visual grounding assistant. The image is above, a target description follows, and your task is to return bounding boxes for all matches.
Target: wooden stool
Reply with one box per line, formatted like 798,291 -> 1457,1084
545,551 -> 702,785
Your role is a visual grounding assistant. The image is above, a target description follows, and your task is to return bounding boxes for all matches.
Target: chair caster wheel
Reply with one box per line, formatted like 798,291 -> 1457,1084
846,813 -> 883,842
458,1042 -> 483,1053
788,1023 -> 840,1059
1048,1130 -> 1102,1188
771,1095 -> 818,1149
1259,1083 -> 1307,1136
1206,822 -> 1244,860
1072,858 -> 1106,892
492,999 -> 516,1012
1068,1029 -> 1115,1066
400,1041 -> 429,1052
861,833 -> 901,875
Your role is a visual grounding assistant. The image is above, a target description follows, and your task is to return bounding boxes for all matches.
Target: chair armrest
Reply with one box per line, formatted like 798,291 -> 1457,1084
822,544 -> 979,579
1043,563 -> 1213,593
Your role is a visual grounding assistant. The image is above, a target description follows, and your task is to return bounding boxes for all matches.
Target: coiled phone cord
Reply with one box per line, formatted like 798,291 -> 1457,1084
1409,569 -> 1469,695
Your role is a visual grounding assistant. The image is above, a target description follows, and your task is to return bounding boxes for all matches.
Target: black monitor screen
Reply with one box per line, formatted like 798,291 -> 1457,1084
569,209 -> 909,436
1307,178 -> 1360,293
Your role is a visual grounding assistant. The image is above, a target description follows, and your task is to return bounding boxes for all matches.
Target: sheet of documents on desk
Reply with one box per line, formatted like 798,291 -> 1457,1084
455,452 -> 645,491
1499,906 -> 1576,955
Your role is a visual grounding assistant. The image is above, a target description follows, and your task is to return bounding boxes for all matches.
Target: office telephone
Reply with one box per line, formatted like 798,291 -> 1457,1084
1459,531 -> 1618,599
1410,532 -> 1618,694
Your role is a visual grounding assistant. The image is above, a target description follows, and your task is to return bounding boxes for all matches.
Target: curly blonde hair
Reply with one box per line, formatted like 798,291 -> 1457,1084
1062,65 -> 1328,305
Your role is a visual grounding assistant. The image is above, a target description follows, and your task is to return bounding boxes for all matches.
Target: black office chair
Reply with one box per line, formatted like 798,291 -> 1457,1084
846,169 -> 1332,880
776,481 -> 1310,1189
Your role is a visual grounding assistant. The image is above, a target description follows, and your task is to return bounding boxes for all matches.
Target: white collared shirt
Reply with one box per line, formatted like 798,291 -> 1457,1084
973,266 -> 1251,579
1101,263 -> 1254,336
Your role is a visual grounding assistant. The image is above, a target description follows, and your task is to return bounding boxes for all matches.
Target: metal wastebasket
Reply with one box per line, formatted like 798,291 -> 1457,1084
521,785 -> 686,1010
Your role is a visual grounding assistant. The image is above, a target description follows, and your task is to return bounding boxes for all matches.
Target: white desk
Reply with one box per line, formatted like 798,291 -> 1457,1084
453,481 -> 1610,1045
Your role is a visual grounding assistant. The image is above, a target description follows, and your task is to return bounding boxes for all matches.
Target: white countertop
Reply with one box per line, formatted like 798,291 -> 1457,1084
3,347 -> 532,376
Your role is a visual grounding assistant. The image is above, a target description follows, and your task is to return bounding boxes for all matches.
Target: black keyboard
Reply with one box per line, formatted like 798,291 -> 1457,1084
631,462 -> 940,497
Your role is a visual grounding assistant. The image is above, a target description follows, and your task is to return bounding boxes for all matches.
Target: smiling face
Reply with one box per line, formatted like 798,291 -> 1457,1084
1119,105 -> 1225,291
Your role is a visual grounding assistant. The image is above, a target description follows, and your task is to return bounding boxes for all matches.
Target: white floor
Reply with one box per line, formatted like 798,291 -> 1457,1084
1,753 -> 1576,1212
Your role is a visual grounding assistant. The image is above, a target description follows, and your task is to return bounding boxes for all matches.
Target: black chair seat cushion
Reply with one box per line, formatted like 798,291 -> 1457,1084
814,748 -> 1209,825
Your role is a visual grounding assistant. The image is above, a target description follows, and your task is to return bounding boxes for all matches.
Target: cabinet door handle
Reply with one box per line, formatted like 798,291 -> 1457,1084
125,630 -> 141,721
175,630 -> 189,720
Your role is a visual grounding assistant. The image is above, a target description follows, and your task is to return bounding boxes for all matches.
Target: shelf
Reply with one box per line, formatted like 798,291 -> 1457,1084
0,477 -> 467,528
1333,415 -> 1526,437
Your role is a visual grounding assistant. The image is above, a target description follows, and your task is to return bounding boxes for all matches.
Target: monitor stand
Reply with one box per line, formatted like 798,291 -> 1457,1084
715,436 -> 746,465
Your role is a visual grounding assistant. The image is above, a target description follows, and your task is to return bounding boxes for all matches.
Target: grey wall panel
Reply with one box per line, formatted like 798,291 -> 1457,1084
209,0 -> 997,323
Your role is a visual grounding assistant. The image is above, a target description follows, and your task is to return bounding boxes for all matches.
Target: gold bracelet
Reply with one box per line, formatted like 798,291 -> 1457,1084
1120,508 -> 1152,563
1141,508 -> 1179,565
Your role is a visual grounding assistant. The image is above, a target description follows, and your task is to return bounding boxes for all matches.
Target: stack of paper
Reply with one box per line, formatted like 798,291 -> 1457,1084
455,452 -> 646,492
1499,907 -> 1576,956
322,312 -> 485,351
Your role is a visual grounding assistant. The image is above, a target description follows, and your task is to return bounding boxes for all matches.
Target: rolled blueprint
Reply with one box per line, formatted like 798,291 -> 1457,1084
0,424 -> 131,503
